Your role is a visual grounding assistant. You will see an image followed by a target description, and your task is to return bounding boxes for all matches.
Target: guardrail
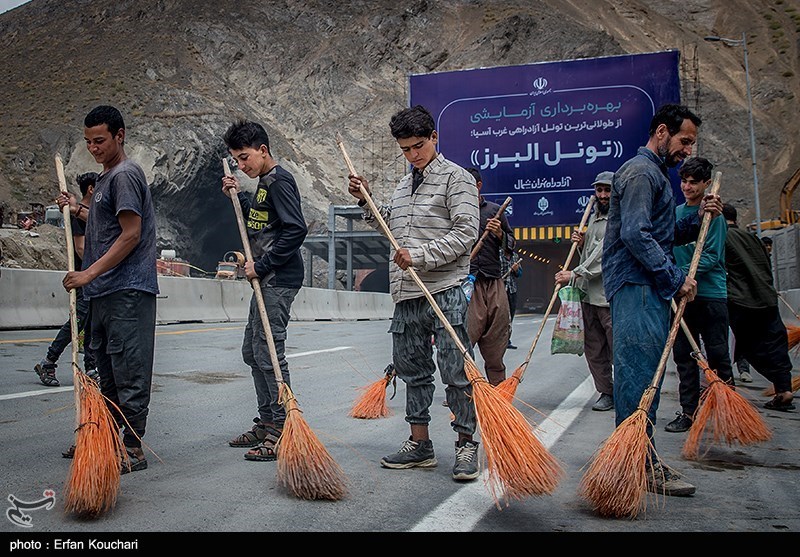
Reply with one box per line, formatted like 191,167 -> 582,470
0,268 -> 393,329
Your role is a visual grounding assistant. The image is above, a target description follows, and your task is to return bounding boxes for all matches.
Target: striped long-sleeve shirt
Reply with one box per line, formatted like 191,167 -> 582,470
362,153 -> 479,303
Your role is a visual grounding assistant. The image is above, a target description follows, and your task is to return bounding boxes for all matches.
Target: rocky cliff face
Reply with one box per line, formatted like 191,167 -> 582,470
0,0 -> 798,273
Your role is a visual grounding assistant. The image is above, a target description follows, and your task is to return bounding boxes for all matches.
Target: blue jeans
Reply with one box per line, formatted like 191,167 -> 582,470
610,284 -> 669,448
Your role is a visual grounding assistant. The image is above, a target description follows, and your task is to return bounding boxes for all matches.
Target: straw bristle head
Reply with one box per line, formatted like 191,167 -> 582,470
277,386 -> 349,501
349,377 -> 391,419
683,369 -> 772,460
64,374 -> 124,518
495,368 -> 522,403
464,358 -> 564,506
579,409 -> 653,519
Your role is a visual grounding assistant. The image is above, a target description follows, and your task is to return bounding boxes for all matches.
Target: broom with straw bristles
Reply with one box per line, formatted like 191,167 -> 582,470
349,363 -> 396,419
768,294 -> 800,392
579,170 -> 723,519
496,195 -> 596,402
778,294 -> 800,353
223,158 -> 347,501
759,294 -> 800,396
336,133 -> 563,506
670,300 -> 772,460
470,196 -> 513,260
56,155 -> 125,518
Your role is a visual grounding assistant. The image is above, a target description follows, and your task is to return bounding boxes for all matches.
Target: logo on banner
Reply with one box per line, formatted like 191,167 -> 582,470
533,77 -> 548,90
533,196 -> 554,217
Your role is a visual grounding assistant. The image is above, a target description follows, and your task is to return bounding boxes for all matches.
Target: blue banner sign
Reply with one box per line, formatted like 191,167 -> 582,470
409,51 -> 681,228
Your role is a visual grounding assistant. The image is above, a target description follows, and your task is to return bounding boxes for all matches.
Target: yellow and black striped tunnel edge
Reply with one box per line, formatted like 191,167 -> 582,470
513,225 -> 578,241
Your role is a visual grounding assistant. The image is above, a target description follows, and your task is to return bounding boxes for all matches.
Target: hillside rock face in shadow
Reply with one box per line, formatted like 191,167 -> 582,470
0,0 -> 797,273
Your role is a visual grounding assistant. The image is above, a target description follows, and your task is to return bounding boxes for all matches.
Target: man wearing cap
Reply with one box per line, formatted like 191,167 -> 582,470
555,171 -> 615,411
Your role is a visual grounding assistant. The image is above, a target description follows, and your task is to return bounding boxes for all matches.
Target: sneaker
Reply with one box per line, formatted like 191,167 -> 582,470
452,440 -> 480,481
34,359 -> 60,387
739,371 -> 753,383
84,368 -> 100,382
664,411 -> 693,433
591,393 -> 614,412
380,437 -> 437,469
648,461 -> 696,497
507,342 -> 517,350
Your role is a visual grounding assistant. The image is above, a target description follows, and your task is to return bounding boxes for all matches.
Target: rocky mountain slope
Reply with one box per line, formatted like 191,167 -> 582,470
0,0 -> 798,274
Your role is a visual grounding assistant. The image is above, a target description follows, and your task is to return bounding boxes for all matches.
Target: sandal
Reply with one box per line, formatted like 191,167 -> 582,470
764,395 -> 796,412
121,448 -> 148,474
244,426 -> 283,462
229,417 -> 273,448
62,445 -> 76,459
34,361 -> 60,387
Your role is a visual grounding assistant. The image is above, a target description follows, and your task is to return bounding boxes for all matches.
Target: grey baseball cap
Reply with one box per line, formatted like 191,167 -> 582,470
592,171 -> 614,186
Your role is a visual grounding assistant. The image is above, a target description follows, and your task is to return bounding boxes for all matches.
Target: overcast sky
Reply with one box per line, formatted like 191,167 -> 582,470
0,0 -> 30,15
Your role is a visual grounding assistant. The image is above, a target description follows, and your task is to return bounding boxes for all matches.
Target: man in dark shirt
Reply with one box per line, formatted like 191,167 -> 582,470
59,105 -> 159,473
465,167 -> 514,387
723,204 -> 794,410
602,103 -> 721,497
222,120 -> 308,462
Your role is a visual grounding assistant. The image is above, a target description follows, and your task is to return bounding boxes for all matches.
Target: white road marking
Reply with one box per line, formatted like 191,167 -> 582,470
410,375 -> 597,532
0,346 -> 352,400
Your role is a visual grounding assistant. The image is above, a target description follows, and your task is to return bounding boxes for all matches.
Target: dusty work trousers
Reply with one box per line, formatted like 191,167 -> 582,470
611,284 -> 668,453
582,302 -> 613,396
242,284 -> 298,427
90,289 -> 156,449
672,298 -> 734,416
728,303 -> 793,393
467,277 -> 510,386
390,285 -> 477,437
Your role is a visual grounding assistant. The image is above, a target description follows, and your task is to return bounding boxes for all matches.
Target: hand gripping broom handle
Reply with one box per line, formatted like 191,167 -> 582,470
500,258 -> 521,281
222,159 -> 285,385
647,171 -> 722,391
518,194 -> 596,373
470,196 -> 513,260
336,134 -> 472,358
55,154 -> 82,425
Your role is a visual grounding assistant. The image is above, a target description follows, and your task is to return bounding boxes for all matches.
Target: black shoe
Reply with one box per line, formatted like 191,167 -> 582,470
591,393 -> 614,412
380,437 -> 437,469
664,411 -> 693,433
452,440 -> 479,481
507,342 -> 517,350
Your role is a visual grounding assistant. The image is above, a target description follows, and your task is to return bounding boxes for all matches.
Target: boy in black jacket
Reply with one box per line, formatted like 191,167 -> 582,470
221,120 -> 308,461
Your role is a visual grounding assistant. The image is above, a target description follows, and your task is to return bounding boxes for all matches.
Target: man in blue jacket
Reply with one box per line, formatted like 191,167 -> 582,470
602,104 -> 722,497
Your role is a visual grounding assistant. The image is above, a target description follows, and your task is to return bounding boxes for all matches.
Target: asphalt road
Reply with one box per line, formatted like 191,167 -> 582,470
1,314 -> 799,541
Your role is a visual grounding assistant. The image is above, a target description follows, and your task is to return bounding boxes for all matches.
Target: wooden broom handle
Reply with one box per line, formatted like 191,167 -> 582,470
500,258 -> 522,280
336,134 -> 473,358
648,171 -> 723,390
517,194 -> 596,375
670,299 -> 704,357
222,159 -> 285,385
777,293 -> 800,321
55,154 -> 82,425
470,196 -> 513,260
